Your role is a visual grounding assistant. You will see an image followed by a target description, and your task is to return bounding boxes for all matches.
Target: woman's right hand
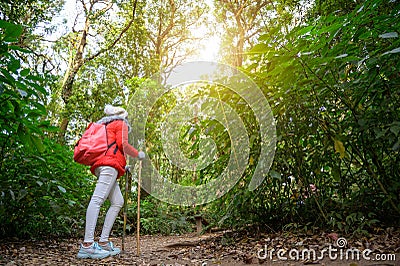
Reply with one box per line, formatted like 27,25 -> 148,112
138,151 -> 145,160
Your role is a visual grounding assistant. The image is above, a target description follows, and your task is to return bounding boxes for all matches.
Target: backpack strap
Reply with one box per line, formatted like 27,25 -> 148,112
103,120 -> 121,155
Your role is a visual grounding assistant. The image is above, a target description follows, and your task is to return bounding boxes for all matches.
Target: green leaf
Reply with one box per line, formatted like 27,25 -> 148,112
378,32 -> 398,38
31,102 -> 47,115
30,135 -> 45,153
392,140 -> 400,151
17,123 -> 29,144
9,190 -> 15,201
296,25 -> 315,36
0,43 -> 8,53
335,54 -> 348,59
68,200 -> 76,206
334,139 -> 346,159
356,5 -> 364,13
382,47 -> 400,56
17,189 -> 28,201
390,125 -> 400,136
0,75 -> 13,87
26,74 -> 44,82
0,22 -> 22,42
7,58 -> 21,73
374,128 -> 388,139
269,170 -> 281,179
0,68 -> 16,86
357,31 -> 372,40
57,185 -> 67,193
337,222 -> 343,230
15,80 -> 28,91
20,69 -> 30,77
9,45 -> 31,53
248,43 -> 269,54
27,81 -> 47,95
17,89 -> 28,97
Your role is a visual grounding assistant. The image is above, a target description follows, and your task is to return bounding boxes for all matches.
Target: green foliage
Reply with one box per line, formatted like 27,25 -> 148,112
0,139 -> 94,238
119,195 -> 193,236
0,20 -> 48,154
0,0 -> 64,74
223,0 -> 400,234
327,211 -> 379,237
0,0 -> 63,27
0,20 -> 94,238
308,0 -> 364,17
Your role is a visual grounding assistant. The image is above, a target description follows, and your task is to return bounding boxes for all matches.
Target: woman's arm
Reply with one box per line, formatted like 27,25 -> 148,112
115,121 -> 138,158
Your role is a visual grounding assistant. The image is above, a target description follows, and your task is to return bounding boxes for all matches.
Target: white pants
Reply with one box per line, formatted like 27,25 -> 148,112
84,166 -> 124,243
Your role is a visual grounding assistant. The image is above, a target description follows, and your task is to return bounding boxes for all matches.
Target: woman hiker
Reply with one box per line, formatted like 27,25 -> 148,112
77,105 -> 145,259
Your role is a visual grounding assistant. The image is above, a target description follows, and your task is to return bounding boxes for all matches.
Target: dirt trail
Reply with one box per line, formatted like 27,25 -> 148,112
1,231 -> 399,265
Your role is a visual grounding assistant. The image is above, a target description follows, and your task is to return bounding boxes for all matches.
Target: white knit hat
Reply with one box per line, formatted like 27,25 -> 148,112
104,104 -> 128,119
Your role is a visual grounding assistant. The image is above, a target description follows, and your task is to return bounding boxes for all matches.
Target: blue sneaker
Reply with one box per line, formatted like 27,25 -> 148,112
77,242 -> 110,259
99,241 -> 121,256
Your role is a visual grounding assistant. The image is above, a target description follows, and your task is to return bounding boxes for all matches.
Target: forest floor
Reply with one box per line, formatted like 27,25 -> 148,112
1,228 -> 399,266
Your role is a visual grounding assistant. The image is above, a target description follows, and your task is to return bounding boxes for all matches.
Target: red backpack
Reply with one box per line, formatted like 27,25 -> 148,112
73,122 -> 116,166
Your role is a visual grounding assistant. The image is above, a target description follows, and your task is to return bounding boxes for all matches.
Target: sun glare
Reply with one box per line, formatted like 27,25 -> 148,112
185,1 -> 221,62
189,30 -> 221,62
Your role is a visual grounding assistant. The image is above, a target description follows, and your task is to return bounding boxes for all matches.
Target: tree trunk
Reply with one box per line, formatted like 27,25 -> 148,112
57,0 -> 137,141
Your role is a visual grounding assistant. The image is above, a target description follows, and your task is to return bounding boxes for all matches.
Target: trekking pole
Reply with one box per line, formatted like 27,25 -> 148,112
122,166 -> 130,253
136,160 -> 142,256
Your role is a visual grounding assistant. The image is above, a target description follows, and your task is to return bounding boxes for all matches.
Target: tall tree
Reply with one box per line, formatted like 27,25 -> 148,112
56,0 -> 138,139
145,0 -> 209,74
215,0 -> 302,67
0,0 -> 62,25
214,0 -> 270,67
0,0 -> 64,72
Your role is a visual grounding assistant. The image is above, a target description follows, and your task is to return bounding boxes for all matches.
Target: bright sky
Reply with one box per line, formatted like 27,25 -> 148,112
188,26 -> 221,62
197,36 -> 221,62
186,0 -> 221,62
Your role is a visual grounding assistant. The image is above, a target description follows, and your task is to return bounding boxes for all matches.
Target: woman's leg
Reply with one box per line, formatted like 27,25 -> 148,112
84,166 -> 118,243
99,177 -> 124,243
